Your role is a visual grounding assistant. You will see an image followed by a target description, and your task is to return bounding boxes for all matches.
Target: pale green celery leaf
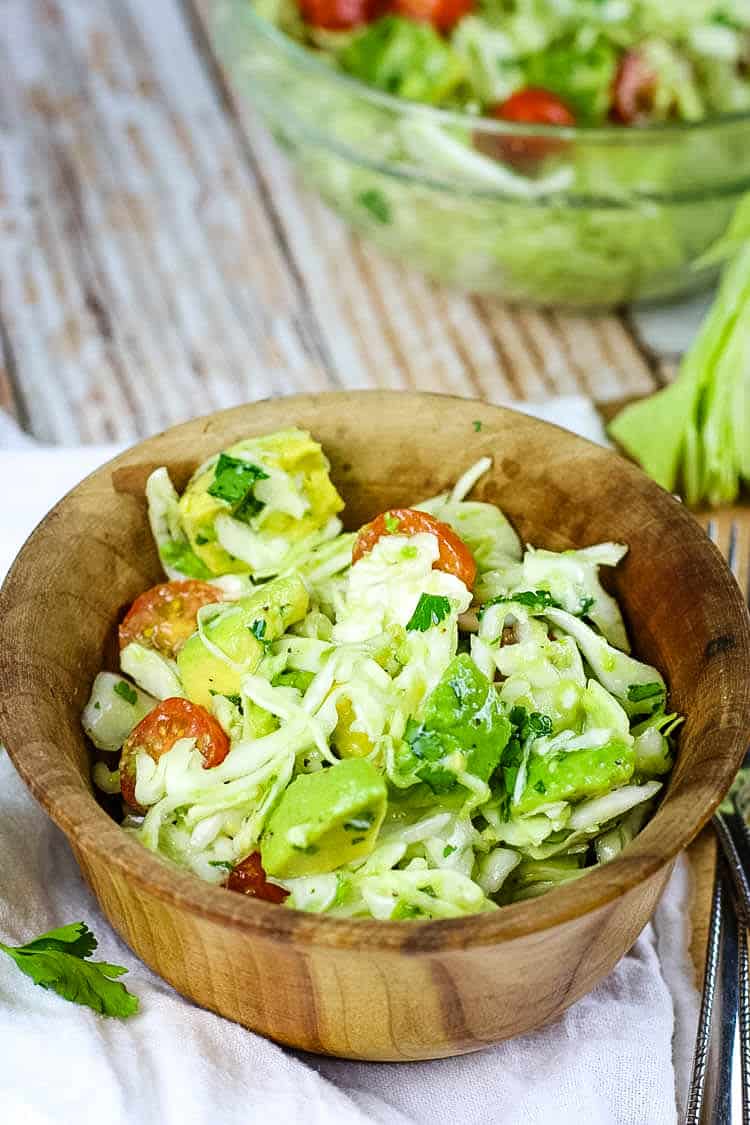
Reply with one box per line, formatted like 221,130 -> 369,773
609,236 -> 750,503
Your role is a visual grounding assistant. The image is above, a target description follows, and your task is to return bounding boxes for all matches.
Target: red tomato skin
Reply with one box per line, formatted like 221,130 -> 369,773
478,88 -> 575,164
389,0 -> 473,33
611,50 -> 658,124
119,580 -> 223,657
120,697 -> 230,808
299,0 -> 371,29
226,853 -> 289,904
353,507 -> 476,591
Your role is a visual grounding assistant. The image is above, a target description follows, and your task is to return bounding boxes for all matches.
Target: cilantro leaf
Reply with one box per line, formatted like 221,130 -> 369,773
576,594 -> 596,617
249,618 -> 272,650
443,844 -> 457,857
472,420 -> 482,432
208,860 -> 235,871
397,655 -> 511,793
207,454 -> 269,523
402,720 -> 459,794
0,922 -> 138,1018
627,682 -> 665,703
479,589 -> 561,618
159,540 -> 212,580
113,680 -> 138,706
384,512 -> 401,534
391,901 -> 424,920
357,188 -> 391,224
508,704 -> 553,741
406,593 -> 452,632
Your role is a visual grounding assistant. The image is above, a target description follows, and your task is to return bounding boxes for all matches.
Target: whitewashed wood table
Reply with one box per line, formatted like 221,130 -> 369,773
0,0 -> 713,446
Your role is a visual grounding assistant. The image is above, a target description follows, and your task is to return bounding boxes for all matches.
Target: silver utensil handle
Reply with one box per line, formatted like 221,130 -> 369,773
739,928 -> 750,1125
685,863 -> 738,1124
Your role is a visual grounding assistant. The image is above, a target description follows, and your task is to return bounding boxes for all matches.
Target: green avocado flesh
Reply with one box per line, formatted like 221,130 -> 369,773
261,758 -> 388,878
515,739 -> 635,815
177,573 -> 309,708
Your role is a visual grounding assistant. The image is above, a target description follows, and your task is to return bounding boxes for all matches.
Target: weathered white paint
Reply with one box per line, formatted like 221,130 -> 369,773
0,0 -> 677,443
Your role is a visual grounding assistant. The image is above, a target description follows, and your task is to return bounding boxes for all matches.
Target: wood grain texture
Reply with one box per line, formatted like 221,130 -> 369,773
1,392 -> 748,1059
0,0 -> 662,445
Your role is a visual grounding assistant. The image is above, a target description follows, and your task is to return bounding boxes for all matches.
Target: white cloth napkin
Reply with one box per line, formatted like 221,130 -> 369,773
0,398 -> 699,1125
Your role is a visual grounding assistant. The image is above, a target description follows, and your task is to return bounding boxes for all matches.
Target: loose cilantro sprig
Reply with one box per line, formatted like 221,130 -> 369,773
406,593 -> 452,632
0,922 -> 139,1018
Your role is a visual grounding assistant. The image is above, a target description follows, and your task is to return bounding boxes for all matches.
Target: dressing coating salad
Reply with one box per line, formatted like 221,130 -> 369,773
84,429 -> 681,920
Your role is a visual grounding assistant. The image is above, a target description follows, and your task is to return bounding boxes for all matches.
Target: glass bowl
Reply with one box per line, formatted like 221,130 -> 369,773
209,1 -> 750,309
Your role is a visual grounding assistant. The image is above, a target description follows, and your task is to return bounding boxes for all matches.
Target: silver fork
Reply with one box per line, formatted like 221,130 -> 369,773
686,517 -> 750,1124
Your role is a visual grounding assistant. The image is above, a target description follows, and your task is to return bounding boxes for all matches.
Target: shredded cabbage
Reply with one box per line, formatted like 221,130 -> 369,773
85,439 -> 682,920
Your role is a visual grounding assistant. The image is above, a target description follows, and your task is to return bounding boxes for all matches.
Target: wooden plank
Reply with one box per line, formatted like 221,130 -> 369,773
187,0 -> 663,405
0,0 -> 333,443
0,0 -> 674,446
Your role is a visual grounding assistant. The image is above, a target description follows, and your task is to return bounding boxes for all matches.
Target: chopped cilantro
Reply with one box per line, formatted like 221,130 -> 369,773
509,705 -> 553,741
472,420 -> 482,432
207,454 -> 269,523
384,512 -> 401,534
627,682 -> 665,703
208,860 -> 235,871
113,680 -> 138,706
159,540 -> 212,579
250,618 -> 269,647
576,594 -> 595,617
218,693 -> 243,710
443,844 -> 457,857
391,901 -> 424,920
406,593 -> 452,632
479,589 -> 561,619
533,780 -> 547,794
0,922 -> 138,1018
357,188 -> 391,224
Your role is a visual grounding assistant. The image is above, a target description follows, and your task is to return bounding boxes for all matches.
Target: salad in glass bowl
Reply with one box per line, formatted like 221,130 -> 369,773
83,428 -> 681,921
207,0 -> 750,306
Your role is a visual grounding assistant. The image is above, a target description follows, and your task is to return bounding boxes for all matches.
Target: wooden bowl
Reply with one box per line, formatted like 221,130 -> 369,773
2,391 -> 749,1061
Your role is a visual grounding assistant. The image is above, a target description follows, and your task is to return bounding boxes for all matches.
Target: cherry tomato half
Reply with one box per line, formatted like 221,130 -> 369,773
299,0 -> 371,30
389,0 -> 473,33
119,580 -> 223,658
353,507 -> 476,591
611,51 -> 658,124
226,853 -> 289,904
480,87 -> 575,164
120,697 -> 230,808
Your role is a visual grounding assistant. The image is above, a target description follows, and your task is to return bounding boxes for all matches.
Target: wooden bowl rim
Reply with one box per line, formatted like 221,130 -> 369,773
2,390 -> 749,953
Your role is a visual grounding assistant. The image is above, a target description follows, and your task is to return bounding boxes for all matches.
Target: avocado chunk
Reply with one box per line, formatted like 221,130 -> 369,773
179,429 -> 344,576
514,739 -> 635,816
177,574 -> 309,708
261,759 -> 387,878
395,654 -> 511,793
